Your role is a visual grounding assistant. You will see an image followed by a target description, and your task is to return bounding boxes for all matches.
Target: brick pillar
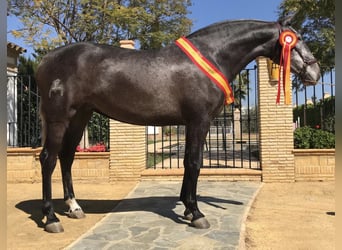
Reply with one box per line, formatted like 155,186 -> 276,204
109,40 -> 146,182
257,57 -> 295,182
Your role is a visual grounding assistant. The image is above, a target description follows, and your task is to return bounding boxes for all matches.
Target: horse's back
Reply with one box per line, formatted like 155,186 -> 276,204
36,42 -> 137,98
37,42 -> 121,80
36,42 -> 224,126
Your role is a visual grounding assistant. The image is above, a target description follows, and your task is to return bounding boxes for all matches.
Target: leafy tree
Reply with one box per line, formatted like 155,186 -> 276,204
232,70 -> 249,110
18,56 -> 38,75
8,0 -> 192,53
277,0 -> 335,72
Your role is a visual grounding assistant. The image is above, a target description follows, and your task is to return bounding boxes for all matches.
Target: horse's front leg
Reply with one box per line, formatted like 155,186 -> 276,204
180,121 -> 210,229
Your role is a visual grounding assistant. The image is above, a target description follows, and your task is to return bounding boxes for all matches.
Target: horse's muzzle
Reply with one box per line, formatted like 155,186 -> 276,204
301,62 -> 321,86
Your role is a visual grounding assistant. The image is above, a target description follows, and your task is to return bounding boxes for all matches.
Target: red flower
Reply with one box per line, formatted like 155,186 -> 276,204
76,143 -> 106,152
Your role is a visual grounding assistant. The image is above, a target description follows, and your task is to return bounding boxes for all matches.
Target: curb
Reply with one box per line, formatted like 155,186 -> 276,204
238,182 -> 264,250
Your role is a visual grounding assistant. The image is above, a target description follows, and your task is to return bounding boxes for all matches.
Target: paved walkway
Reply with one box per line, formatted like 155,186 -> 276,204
66,181 -> 261,250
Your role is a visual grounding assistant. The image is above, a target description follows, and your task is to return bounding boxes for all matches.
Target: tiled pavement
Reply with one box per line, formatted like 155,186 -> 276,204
66,181 -> 261,250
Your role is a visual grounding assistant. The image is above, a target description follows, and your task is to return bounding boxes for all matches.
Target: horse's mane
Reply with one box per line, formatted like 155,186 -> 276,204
187,19 -> 272,38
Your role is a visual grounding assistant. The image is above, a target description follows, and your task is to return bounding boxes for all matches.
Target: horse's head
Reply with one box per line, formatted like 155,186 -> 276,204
275,15 -> 321,85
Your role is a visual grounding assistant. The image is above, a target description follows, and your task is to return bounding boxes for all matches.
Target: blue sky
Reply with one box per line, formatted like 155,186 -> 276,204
189,0 -> 281,32
7,0 -> 283,57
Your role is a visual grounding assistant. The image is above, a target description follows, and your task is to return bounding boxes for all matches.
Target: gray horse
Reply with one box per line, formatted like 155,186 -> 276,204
36,16 -> 320,233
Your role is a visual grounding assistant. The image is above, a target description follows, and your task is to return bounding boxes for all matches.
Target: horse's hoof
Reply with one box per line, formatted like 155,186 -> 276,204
45,222 -> 64,233
183,210 -> 193,221
66,209 -> 86,219
190,217 -> 210,229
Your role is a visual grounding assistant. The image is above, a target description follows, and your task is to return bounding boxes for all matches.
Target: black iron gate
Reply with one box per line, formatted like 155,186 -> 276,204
146,66 -> 260,169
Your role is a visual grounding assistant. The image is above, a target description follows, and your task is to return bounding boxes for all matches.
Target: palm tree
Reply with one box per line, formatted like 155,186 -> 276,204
232,71 -> 249,110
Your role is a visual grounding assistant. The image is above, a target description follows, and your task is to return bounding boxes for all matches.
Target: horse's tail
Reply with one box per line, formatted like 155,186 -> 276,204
39,101 -> 47,147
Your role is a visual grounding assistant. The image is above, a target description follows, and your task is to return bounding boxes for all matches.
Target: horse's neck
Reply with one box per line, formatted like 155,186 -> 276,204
188,21 -> 279,80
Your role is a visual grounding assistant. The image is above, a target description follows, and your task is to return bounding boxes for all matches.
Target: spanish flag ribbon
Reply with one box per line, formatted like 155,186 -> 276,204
175,37 -> 234,105
277,30 -> 298,105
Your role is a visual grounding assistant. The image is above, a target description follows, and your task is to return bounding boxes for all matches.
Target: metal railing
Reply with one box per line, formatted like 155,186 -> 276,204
146,67 -> 260,169
293,68 -> 335,132
7,75 -> 40,147
6,75 -> 109,149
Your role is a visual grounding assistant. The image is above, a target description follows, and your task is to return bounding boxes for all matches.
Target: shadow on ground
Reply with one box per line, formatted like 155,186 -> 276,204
16,196 -> 243,229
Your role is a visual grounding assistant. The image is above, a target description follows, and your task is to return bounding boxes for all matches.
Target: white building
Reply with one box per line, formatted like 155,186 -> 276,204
7,42 -> 26,146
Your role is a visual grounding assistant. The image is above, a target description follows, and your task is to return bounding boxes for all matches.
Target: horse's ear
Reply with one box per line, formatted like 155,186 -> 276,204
278,13 -> 296,26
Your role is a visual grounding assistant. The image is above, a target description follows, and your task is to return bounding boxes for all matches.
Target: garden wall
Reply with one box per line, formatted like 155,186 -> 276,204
7,147 -> 110,183
293,149 -> 335,181
7,147 -> 334,183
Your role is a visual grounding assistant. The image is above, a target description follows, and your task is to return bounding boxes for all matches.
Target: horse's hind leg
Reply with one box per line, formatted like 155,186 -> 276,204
59,108 -> 93,219
40,121 -> 67,233
180,120 -> 210,229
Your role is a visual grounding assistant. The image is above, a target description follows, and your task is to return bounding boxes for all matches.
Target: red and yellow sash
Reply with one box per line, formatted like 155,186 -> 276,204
175,37 -> 234,105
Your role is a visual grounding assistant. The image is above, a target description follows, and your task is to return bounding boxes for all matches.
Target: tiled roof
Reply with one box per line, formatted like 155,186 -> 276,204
7,42 -> 27,53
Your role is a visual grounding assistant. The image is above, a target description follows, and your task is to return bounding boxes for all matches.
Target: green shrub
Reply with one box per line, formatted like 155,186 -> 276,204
293,96 -> 335,134
294,126 -> 312,149
294,126 -> 335,149
310,129 -> 335,148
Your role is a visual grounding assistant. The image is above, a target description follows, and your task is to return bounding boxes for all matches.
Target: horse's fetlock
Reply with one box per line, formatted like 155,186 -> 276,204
65,197 -> 82,211
42,202 -> 53,216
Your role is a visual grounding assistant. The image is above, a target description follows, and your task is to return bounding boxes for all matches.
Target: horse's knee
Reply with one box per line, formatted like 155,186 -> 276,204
39,148 -> 48,165
183,154 -> 202,171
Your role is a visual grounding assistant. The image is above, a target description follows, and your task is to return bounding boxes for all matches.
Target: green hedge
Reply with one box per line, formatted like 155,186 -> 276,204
294,126 -> 335,149
293,96 -> 335,133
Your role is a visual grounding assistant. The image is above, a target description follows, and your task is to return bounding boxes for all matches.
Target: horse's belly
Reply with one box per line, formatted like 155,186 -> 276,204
93,97 -> 185,126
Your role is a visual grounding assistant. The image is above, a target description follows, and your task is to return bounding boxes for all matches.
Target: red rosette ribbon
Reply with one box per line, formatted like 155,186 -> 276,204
277,30 -> 298,104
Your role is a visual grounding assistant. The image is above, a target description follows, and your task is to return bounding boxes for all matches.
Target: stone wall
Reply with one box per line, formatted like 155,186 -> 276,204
7,148 -> 38,183
294,149 -> 335,181
7,147 -> 109,183
7,148 -> 334,183
7,148 -> 262,182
